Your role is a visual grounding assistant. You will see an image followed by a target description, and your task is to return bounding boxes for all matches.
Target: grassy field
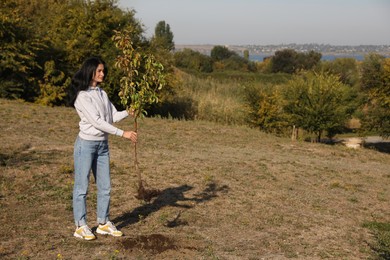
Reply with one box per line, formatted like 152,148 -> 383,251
170,71 -> 291,125
0,98 -> 389,259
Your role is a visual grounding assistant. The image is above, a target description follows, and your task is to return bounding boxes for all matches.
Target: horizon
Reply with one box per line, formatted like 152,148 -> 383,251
175,43 -> 390,47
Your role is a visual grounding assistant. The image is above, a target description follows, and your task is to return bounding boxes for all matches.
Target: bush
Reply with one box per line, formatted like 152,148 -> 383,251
245,83 -> 289,135
174,49 -> 213,73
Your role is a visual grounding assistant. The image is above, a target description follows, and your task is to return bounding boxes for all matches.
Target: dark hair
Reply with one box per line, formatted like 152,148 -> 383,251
70,57 -> 108,105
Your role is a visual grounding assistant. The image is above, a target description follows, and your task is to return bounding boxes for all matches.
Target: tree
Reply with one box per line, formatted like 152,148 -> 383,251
113,28 -> 166,200
360,54 -> 390,138
113,29 -> 166,118
243,49 -> 249,60
246,84 -> 288,135
210,45 -> 236,61
319,57 -> 362,119
360,53 -> 385,91
320,57 -> 359,87
174,48 -> 213,72
270,49 -> 298,73
36,60 -> 70,106
209,46 -> 256,72
297,50 -> 322,71
152,20 -> 175,51
0,0 -> 43,100
283,72 -> 351,141
220,55 -> 257,72
270,49 -> 321,74
0,0 -> 143,105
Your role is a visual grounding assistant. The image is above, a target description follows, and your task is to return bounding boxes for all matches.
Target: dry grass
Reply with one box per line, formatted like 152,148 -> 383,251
176,74 -> 248,125
0,98 -> 389,259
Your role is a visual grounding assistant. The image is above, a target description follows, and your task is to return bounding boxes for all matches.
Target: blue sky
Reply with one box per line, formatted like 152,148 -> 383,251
119,0 -> 390,46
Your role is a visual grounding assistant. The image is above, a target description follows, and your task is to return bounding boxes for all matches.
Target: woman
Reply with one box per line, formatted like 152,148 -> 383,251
71,57 -> 137,240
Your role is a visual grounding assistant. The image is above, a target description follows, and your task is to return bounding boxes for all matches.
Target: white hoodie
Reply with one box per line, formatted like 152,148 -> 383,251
74,86 -> 128,141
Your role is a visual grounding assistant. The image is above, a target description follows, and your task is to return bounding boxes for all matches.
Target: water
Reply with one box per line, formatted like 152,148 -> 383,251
249,53 -> 366,62
321,54 -> 365,61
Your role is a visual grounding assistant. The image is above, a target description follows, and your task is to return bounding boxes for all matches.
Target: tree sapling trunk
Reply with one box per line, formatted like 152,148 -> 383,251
113,29 -> 166,202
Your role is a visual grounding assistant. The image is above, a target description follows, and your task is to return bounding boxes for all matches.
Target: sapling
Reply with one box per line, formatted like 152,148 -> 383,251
112,29 -> 166,202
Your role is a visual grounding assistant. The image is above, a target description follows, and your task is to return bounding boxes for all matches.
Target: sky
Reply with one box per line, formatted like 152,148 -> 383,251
119,0 -> 390,46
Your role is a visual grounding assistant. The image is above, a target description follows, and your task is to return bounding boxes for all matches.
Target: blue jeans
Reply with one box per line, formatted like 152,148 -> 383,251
73,136 -> 111,227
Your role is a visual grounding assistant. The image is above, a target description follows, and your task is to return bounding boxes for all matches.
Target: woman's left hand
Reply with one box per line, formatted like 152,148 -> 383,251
122,131 -> 137,143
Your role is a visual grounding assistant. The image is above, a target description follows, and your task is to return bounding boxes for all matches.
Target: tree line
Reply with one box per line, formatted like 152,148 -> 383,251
0,0 -> 172,107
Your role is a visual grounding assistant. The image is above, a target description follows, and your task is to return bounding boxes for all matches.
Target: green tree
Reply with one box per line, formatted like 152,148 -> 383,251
210,45 -> 236,61
36,60 -> 70,106
319,57 -> 362,119
360,54 -> 390,138
246,84 -> 288,135
220,55 -> 257,72
320,57 -> 359,87
243,49 -> 249,60
113,29 -> 166,119
270,49 -> 321,74
113,28 -> 166,199
270,49 -> 298,73
0,0 -> 43,100
152,20 -> 175,51
360,53 -> 385,91
209,46 -> 256,72
174,48 -> 213,73
0,0 -> 143,106
297,50 -> 322,71
283,72 -> 351,141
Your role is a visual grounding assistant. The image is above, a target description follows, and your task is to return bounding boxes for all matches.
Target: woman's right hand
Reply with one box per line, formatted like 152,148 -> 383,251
122,131 -> 137,143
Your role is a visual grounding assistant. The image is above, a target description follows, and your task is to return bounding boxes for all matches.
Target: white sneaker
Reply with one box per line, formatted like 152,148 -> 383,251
74,225 -> 96,240
96,221 -> 123,237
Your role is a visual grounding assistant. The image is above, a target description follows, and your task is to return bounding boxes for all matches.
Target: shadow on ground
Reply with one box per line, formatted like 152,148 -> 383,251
112,182 -> 229,255
112,182 -> 229,229
363,142 -> 390,154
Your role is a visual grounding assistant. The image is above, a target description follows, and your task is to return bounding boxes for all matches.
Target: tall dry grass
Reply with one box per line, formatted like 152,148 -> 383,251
171,71 -> 291,126
178,75 -> 248,125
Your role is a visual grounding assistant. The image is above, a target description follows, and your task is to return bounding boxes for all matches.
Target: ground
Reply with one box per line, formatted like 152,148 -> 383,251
0,99 -> 389,259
